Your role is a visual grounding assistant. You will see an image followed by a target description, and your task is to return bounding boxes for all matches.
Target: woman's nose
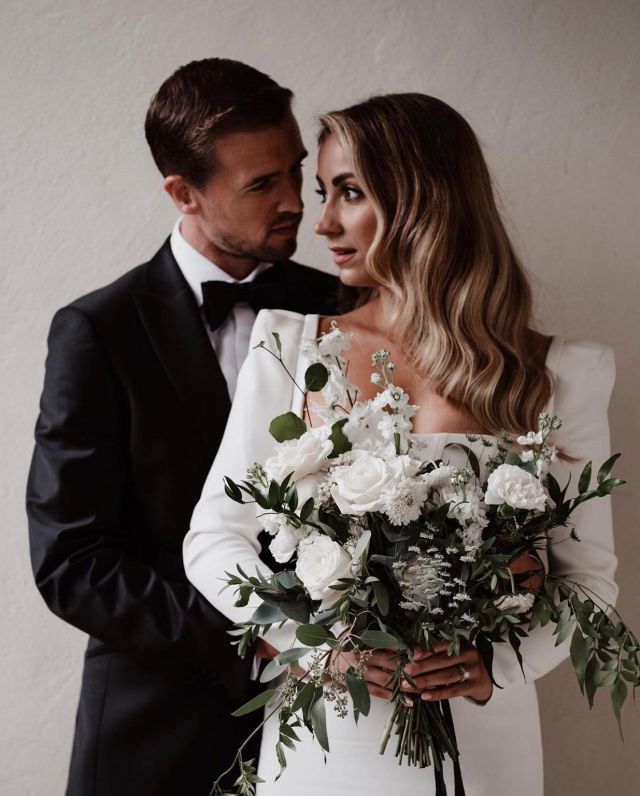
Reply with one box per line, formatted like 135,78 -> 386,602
314,203 -> 341,237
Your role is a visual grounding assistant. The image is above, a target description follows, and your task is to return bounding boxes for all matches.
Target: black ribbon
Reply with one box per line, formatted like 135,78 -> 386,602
441,699 -> 466,796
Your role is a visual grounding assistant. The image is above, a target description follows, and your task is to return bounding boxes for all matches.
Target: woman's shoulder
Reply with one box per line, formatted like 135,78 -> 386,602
547,337 -> 616,424
547,337 -> 615,383
250,309 -> 317,345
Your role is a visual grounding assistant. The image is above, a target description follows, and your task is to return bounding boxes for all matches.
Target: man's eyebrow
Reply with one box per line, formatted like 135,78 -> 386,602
245,150 -> 308,187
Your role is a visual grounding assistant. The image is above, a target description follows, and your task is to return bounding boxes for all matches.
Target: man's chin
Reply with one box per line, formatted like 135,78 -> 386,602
258,237 -> 297,264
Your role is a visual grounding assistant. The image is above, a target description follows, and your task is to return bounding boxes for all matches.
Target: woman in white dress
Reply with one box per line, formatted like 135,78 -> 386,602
183,94 -> 617,795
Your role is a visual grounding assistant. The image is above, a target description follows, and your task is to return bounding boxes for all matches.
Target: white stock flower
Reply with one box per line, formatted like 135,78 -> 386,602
295,533 -> 352,607
342,402 -> 388,452
264,427 -> 333,483
485,464 -> 548,511
269,524 -> 304,563
495,593 -> 536,614
331,453 -> 420,515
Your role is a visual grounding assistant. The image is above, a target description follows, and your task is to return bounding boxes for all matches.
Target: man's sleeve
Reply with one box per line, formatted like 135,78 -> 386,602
26,306 -> 246,692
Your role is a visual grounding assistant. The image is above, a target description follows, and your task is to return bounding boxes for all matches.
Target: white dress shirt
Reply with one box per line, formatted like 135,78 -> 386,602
170,218 -> 270,399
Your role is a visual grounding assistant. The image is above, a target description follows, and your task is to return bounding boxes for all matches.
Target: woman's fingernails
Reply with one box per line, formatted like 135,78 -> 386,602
421,692 -> 433,700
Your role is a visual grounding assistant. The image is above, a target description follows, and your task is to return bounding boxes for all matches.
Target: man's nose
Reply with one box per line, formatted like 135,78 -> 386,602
278,175 -> 304,215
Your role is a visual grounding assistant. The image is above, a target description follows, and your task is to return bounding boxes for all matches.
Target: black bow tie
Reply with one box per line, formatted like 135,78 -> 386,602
201,267 -> 304,332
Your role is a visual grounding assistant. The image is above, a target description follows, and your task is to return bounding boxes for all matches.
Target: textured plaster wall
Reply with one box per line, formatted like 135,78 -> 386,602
1,1 -> 639,793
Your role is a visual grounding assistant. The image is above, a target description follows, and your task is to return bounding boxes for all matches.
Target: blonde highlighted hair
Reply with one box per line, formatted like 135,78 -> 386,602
320,93 -> 552,436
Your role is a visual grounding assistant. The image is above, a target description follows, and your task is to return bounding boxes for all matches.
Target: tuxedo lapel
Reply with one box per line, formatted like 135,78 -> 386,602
134,241 -> 231,455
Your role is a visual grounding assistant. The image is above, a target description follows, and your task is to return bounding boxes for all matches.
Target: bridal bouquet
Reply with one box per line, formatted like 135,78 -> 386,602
212,325 -> 636,796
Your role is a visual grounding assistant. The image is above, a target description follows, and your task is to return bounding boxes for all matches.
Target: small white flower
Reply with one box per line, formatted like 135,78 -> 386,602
517,431 -> 544,446
485,464 -> 548,511
520,450 -> 535,463
370,373 -> 382,385
495,593 -> 536,614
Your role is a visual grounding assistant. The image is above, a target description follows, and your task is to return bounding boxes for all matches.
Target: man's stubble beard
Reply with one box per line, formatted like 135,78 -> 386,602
215,229 -> 298,265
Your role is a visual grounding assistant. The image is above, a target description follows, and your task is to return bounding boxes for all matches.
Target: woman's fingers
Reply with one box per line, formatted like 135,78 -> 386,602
402,664 -> 469,693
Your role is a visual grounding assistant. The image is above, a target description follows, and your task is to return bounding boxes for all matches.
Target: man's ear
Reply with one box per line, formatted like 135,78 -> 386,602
163,175 -> 200,214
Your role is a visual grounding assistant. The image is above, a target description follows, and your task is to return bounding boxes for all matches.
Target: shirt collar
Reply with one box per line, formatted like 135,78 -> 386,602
170,218 -> 271,307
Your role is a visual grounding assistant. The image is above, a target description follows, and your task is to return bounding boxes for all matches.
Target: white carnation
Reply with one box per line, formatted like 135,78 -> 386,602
484,464 -> 548,511
295,533 -> 352,608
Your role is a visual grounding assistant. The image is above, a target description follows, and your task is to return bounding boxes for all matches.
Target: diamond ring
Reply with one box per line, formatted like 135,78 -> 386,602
457,664 -> 471,683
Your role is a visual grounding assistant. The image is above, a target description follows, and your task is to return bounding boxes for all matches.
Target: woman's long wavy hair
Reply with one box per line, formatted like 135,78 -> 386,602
319,93 -> 553,436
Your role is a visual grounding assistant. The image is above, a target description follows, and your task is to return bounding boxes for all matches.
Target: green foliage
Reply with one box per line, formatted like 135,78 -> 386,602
304,363 -> 329,392
269,412 -> 308,442
328,417 -> 352,457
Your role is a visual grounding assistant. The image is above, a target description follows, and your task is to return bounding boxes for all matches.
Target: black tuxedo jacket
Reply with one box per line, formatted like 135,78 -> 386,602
26,240 -> 340,796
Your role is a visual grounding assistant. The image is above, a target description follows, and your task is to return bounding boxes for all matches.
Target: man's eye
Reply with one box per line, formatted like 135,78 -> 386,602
314,188 -> 326,204
249,179 -> 272,192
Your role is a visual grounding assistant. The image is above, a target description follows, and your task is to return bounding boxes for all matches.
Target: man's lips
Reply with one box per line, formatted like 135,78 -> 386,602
330,247 -> 357,265
271,218 -> 301,235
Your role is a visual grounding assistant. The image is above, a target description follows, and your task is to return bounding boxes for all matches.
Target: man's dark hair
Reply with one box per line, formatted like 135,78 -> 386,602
145,58 -> 293,188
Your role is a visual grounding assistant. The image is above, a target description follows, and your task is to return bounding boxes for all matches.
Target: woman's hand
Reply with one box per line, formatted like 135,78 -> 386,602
509,550 -> 545,592
329,647 -> 399,700
401,641 -> 493,704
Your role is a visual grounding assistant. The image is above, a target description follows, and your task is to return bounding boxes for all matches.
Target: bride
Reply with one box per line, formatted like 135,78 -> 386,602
183,94 -> 617,795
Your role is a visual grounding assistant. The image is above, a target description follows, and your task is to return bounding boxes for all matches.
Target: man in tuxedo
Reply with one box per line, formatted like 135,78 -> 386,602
26,58 -> 339,795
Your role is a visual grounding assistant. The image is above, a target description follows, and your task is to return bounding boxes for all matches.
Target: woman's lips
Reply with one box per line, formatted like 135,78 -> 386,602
330,248 -> 356,265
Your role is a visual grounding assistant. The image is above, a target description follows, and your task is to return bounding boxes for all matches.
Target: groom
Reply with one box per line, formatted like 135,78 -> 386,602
26,58 -> 339,795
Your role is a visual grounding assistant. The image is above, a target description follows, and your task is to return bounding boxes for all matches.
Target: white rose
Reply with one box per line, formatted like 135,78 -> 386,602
269,524 -> 303,564
330,453 -> 417,515
264,427 -> 333,483
484,464 -> 548,511
295,533 -> 352,607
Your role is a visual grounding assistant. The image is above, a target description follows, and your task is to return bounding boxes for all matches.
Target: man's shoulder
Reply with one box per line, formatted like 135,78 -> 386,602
63,240 -> 175,321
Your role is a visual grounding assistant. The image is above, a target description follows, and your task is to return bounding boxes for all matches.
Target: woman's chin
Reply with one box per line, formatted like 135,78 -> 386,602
336,265 -> 377,289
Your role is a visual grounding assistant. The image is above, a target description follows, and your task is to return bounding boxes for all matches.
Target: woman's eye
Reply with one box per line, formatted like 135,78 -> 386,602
343,186 -> 363,201
314,188 -> 326,204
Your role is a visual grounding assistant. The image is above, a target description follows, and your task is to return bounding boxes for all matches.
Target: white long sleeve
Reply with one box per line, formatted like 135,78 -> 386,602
184,309 -> 310,655
184,317 -> 618,687
490,340 -> 618,688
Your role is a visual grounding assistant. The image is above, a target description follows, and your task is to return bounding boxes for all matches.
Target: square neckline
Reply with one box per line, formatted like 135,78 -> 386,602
292,313 -> 561,441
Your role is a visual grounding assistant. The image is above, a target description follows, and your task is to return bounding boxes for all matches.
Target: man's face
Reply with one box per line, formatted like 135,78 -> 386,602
187,113 -> 306,269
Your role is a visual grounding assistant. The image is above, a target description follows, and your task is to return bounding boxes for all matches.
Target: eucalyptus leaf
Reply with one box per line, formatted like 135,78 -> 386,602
296,623 -> 333,647
276,647 -> 309,665
232,688 -> 277,717
305,363 -> 329,392
259,659 -> 285,683
310,696 -> 330,752
346,670 -> 371,716
359,630 -> 406,650
270,412 -> 308,442
251,602 -> 288,625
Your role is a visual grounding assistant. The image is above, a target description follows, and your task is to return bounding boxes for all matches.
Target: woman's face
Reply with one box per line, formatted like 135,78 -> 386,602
314,134 -> 378,287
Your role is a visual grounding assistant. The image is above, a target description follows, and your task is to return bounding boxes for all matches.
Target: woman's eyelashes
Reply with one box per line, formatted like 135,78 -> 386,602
314,185 -> 364,204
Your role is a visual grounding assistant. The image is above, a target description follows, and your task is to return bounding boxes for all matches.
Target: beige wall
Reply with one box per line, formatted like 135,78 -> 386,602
1,1 -> 638,793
